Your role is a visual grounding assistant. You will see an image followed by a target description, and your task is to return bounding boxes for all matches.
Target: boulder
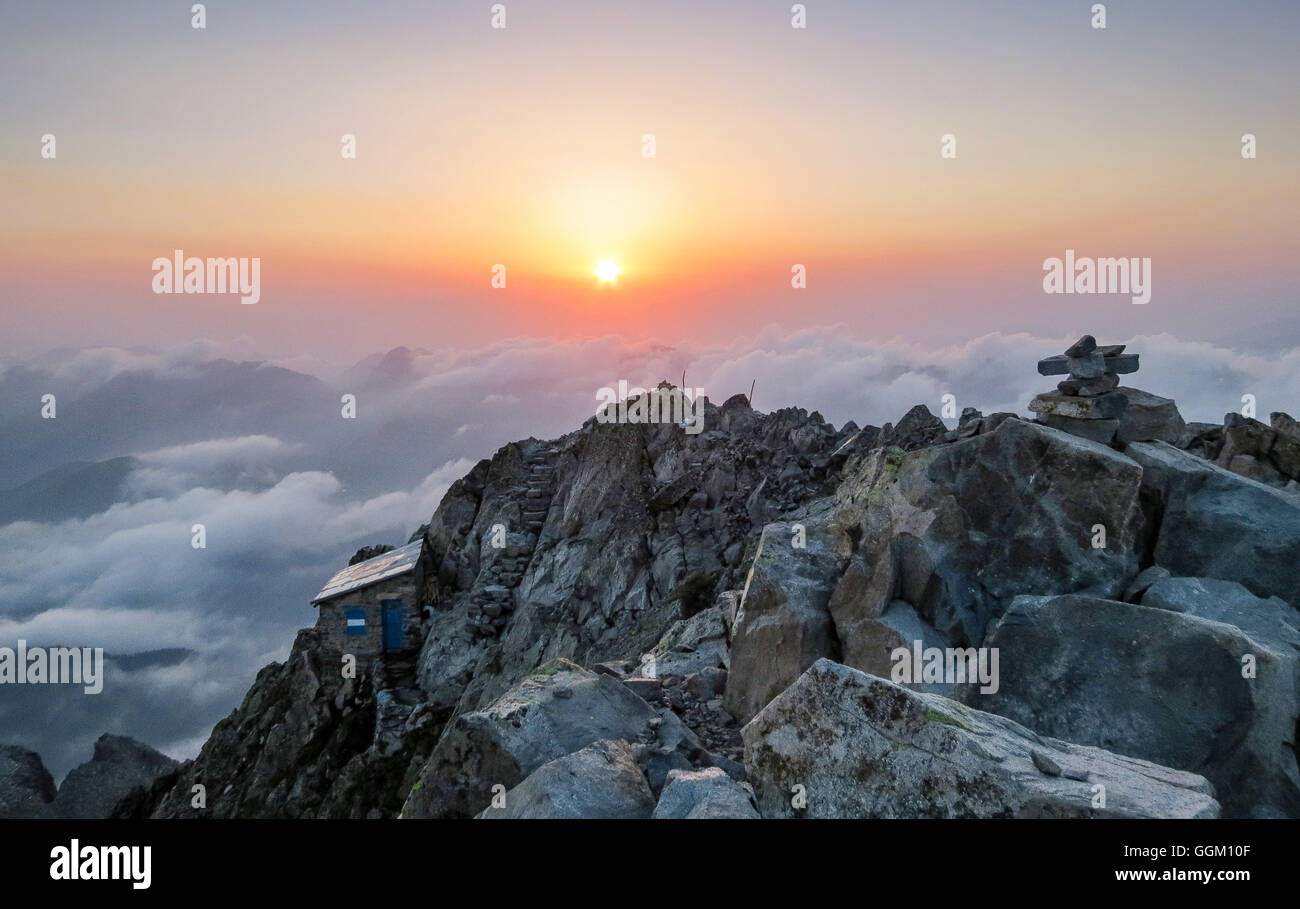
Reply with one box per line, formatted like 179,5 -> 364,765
1217,413 -> 1277,466
402,660 -> 702,818
829,599 -> 954,696
1115,387 -> 1185,444
0,746 -> 56,819
742,659 -> 1218,818
1273,412 -> 1300,440
652,766 -> 760,819
52,735 -> 178,819
1127,441 -> 1300,605
684,666 -> 728,700
724,513 -> 842,724
1271,413 -> 1300,478
1178,421 -> 1223,458
829,418 -> 1143,651
1121,565 -> 1171,603
622,677 -> 662,702
637,602 -> 729,678
1140,576 -> 1299,658
967,595 -> 1300,818
475,740 -> 654,819
1225,453 -> 1285,485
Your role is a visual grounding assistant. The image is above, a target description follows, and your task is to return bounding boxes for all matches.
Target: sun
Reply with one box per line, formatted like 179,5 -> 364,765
594,258 -> 621,282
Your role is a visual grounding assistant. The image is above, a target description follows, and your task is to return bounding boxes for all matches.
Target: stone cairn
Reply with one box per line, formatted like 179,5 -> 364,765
1029,335 -> 1139,444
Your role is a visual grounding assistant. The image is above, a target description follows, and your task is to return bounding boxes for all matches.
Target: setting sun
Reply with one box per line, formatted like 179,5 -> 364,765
594,259 -> 621,282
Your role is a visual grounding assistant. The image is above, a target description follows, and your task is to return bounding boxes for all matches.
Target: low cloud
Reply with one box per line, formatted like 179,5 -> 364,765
0,455 -> 470,778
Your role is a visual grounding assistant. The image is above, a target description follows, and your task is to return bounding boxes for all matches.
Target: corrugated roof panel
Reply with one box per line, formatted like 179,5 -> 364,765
312,540 -> 423,604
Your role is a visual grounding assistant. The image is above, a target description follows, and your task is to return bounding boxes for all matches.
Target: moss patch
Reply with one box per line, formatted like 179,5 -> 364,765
923,708 -> 976,732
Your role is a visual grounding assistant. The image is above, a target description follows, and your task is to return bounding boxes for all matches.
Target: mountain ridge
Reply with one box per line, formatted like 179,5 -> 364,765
7,374 -> 1300,818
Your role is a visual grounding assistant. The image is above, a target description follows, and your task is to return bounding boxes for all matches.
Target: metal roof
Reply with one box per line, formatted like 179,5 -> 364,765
312,540 -> 424,604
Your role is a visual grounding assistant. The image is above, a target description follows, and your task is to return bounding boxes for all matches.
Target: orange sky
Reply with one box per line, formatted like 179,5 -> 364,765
2,0 -> 1298,357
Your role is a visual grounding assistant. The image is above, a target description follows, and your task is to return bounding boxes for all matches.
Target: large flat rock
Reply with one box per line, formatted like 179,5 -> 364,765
742,659 -> 1218,818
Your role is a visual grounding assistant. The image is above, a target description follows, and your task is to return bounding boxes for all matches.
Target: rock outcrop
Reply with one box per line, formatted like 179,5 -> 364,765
0,746 -> 56,819
151,628 -> 446,818
108,353 -> 1300,820
0,736 -> 177,819
51,734 -> 178,819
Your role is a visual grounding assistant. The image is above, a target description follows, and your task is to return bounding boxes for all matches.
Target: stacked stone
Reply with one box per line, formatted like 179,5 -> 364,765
466,584 -> 514,637
1029,335 -> 1139,444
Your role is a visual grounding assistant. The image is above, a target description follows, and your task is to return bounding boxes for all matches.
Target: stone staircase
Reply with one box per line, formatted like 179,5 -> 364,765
521,448 -> 559,534
465,446 -> 560,638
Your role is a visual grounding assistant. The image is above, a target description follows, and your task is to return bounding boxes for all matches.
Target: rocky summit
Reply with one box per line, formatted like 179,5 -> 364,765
10,343 -> 1300,820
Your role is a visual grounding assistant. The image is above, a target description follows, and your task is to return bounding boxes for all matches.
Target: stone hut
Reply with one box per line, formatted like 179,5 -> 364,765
311,540 -> 433,659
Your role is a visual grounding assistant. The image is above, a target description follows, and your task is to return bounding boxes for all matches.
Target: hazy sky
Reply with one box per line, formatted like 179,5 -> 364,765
3,0 -> 1297,362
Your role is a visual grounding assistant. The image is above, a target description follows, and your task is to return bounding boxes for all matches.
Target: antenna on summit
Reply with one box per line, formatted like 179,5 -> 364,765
748,379 -> 756,406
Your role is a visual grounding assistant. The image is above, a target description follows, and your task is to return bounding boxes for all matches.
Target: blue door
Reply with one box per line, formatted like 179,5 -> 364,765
381,600 -> 405,651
